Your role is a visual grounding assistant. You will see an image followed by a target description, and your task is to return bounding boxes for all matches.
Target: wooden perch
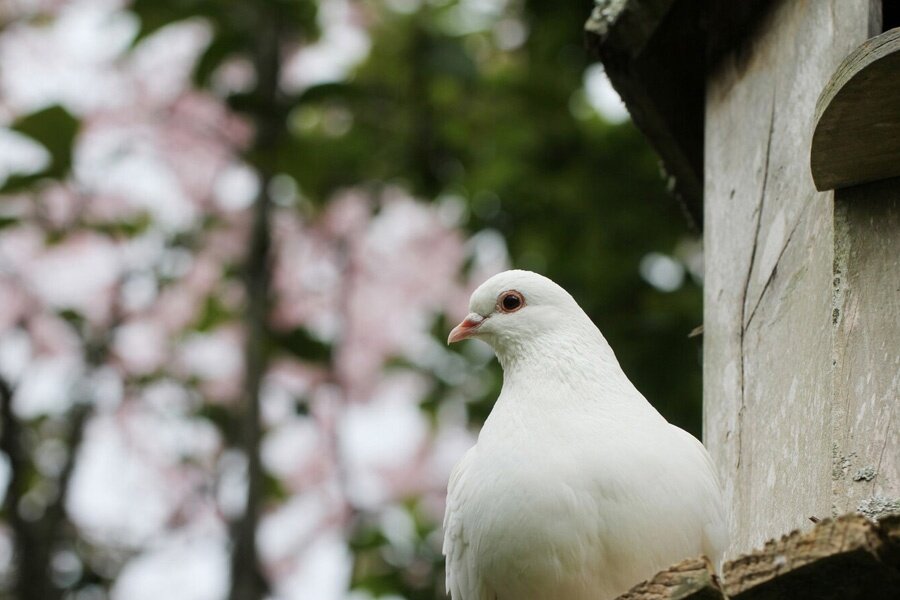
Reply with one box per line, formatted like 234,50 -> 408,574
723,513 -> 900,599
615,513 -> 900,600
616,557 -> 725,600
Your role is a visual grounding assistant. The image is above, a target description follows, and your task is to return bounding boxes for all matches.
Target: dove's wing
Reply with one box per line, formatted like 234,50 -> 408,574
668,425 -> 728,568
554,418 -> 727,595
443,448 -> 492,600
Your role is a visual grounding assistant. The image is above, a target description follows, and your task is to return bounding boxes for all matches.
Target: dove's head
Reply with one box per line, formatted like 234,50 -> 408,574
448,270 -> 596,358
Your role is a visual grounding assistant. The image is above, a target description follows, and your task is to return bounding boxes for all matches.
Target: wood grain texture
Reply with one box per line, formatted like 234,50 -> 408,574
723,513 -> 900,600
703,0 -> 872,557
616,557 -> 724,600
831,180 -> 900,519
811,28 -> 900,191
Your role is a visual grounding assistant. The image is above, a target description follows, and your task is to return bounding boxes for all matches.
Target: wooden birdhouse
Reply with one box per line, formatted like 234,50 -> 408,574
587,0 -> 899,596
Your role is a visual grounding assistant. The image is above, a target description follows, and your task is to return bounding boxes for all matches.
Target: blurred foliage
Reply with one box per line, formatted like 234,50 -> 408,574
274,0 -> 703,430
0,106 -> 79,193
134,0 -> 702,598
1,0 -> 703,598
278,1 -> 701,596
124,0 -> 702,439
130,0 -> 320,46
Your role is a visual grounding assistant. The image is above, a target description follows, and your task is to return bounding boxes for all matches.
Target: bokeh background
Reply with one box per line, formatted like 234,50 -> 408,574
0,0 -> 703,598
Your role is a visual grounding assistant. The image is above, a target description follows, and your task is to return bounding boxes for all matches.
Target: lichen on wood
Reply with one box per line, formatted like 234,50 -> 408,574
858,496 -> 900,522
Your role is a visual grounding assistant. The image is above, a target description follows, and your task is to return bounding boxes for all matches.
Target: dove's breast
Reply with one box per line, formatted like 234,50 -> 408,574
447,411 -> 722,600
459,446 -> 614,600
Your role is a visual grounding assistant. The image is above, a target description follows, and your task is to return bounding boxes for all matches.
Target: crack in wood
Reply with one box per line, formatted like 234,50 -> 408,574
872,402 -> 894,495
743,203 -> 809,332
737,87 -> 777,469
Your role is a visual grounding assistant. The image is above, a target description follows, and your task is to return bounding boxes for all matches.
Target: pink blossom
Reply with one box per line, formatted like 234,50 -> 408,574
0,280 -> 30,329
150,252 -> 223,334
39,183 -> 82,228
0,1 -> 514,596
336,371 -> 432,507
69,402 -> 221,547
113,318 -> 169,375
126,19 -> 213,108
23,231 -> 121,324
175,326 -> 245,402
26,312 -> 82,357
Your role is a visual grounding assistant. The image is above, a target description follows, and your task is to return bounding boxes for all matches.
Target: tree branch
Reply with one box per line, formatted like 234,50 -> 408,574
0,375 -> 52,600
228,8 -> 284,600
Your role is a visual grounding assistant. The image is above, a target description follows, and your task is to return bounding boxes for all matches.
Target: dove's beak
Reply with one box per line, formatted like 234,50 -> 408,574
448,313 -> 485,344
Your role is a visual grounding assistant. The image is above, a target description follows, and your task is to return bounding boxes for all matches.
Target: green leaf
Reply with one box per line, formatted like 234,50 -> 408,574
130,0 -> 320,48
195,403 -> 238,442
263,472 -> 289,501
293,82 -> 361,105
269,326 -> 332,363
91,213 -> 153,238
129,0 -> 219,43
1,106 -> 79,193
260,0 -> 320,40
194,295 -> 233,332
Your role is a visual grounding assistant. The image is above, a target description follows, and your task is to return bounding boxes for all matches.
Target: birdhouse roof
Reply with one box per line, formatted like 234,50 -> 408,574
585,0 -> 775,228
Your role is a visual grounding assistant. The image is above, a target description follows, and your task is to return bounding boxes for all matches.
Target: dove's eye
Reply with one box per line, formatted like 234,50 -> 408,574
498,290 -> 524,313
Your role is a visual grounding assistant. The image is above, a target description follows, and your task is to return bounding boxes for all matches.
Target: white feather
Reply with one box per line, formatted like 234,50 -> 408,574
444,270 -> 727,600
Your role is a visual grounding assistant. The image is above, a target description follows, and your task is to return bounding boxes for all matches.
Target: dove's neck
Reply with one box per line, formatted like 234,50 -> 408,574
492,320 -> 655,416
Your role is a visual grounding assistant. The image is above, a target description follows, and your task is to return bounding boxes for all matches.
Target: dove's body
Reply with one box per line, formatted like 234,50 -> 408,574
444,271 -> 727,600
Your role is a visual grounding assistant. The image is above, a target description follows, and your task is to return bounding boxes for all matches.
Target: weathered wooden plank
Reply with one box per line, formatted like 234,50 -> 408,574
616,557 -> 724,600
831,179 -> 900,519
703,0 -> 872,557
584,0 -> 780,228
723,514 -> 900,600
811,28 -> 900,191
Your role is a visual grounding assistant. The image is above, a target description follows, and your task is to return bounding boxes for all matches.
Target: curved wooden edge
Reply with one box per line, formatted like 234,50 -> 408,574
811,28 -> 900,191
812,28 -> 900,125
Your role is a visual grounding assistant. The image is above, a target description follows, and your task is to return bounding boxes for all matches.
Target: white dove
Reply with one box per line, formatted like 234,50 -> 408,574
443,270 -> 727,600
